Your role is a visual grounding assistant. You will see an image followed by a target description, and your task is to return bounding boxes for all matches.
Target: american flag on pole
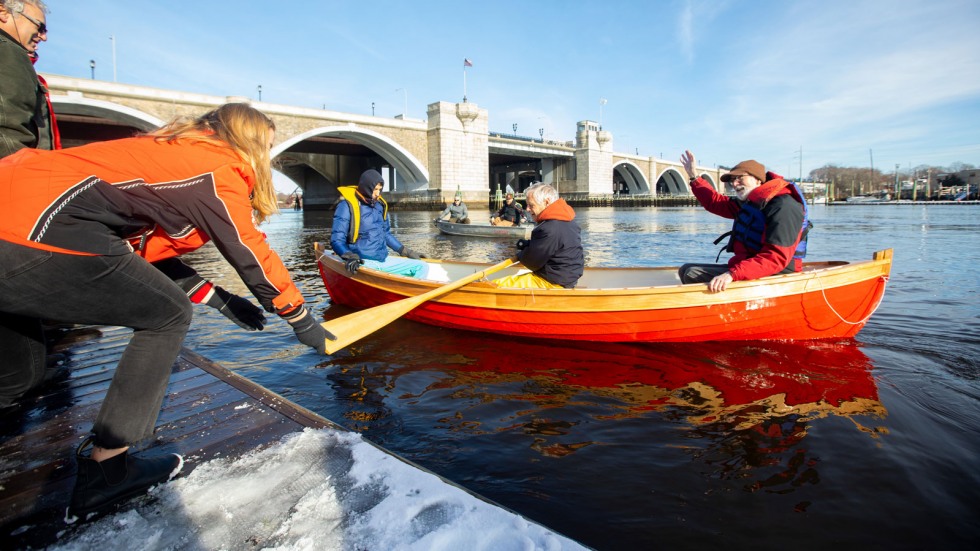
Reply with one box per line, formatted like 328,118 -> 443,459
463,58 -> 473,67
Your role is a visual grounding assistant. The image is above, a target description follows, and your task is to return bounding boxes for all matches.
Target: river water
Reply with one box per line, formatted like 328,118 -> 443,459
181,204 -> 980,549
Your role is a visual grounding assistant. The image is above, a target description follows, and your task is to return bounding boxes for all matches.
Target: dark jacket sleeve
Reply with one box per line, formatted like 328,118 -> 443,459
0,34 -> 44,158
164,164 -> 304,314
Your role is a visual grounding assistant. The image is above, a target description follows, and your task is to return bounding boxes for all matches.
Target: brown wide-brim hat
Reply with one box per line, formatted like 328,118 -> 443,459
721,160 -> 766,183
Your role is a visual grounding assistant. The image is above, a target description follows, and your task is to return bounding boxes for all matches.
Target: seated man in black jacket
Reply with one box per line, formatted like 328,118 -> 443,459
493,183 -> 583,289
491,192 -> 524,226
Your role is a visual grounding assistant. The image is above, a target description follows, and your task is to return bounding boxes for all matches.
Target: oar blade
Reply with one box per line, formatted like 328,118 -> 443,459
320,295 -> 427,354
318,257 -> 517,354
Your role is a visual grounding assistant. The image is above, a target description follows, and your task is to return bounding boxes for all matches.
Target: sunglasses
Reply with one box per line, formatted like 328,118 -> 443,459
20,12 -> 47,35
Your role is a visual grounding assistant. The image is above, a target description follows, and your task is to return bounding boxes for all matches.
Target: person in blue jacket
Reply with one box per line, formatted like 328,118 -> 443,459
330,169 -> 428,278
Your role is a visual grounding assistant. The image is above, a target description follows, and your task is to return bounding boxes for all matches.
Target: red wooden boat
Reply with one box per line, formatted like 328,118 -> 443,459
314,243 -> 892,343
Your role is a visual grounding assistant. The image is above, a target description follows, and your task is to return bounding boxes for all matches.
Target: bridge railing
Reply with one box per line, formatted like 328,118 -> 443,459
488,132 -> 574,147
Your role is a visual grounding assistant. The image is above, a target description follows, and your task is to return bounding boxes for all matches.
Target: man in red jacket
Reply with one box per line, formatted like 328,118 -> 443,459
679,150 -> 808,293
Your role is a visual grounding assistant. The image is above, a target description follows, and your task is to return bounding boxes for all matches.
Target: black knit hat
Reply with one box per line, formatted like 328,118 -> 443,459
358,169 -> 383,205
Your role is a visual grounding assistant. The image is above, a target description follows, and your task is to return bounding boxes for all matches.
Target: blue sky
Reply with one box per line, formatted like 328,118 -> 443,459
35,0 -> 980,178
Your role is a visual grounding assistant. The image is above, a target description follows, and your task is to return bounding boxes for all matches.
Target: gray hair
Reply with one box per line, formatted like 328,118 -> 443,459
525,182 -> 559,206
2,0 -> 48,14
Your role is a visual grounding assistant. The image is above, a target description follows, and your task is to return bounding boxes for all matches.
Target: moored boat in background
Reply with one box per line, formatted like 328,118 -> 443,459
845,192 -> 891,203
435,219 -> 533,239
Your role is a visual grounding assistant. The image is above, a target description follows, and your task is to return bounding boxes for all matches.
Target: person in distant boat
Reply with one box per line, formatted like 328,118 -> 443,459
493,183 -> 583,289
0,103 -> 331,522
679,150 -> 810,293
436,193 -> 470,224
490,192 -> 525,226
331,169 -> 429,278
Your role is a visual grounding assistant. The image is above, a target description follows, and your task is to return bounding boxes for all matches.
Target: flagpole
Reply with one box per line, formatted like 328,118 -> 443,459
462,58 -> 473,102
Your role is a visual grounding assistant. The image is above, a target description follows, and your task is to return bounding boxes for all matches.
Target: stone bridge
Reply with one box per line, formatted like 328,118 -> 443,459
43,75 -> 726,209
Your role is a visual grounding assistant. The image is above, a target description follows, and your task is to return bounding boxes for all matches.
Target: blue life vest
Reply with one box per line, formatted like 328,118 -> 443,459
715,181 -> 812,260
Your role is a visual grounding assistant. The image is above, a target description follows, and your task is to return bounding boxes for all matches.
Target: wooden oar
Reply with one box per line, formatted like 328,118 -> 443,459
320,257 -> 517,354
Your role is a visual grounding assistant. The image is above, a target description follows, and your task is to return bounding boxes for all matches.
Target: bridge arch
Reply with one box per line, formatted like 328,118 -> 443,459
49,96 -> 164,146
700,174 -> 721,192
274,126 -> 429,192
655,167 -> 690,195
612,161 -> 650,194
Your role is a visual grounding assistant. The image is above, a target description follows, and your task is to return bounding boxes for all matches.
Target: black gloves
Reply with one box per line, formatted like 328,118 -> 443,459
516,239 -> 530,251
283,306 -> 328,354
340,251 -> 363,273
400,246 -> 425,260
205,285 -> 266,331
156,258 -> 265,331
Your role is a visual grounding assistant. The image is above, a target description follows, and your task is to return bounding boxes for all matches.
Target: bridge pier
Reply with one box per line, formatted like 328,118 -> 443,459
426,101 -> 490,206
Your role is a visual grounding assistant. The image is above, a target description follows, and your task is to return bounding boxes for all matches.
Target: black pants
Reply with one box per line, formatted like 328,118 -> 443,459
678,263 -> 731,284
678,262 -> 795,284
0,312 -> 45,408
0,240 -> 192,448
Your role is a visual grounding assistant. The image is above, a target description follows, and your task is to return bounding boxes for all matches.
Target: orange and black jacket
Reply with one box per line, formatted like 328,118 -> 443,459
0,136 -> 304,315
690,174 -> 805,281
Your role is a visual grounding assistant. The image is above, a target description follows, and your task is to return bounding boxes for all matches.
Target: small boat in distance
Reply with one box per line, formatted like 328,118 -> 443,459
845,192 -> 891,203
315,244 -> 892,343
435,219 -> 532,239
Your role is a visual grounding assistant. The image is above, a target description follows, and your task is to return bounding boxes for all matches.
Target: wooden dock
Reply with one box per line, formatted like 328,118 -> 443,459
0,325 -> 341,548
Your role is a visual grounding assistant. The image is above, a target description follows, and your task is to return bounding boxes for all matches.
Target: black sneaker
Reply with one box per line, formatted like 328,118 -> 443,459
65,437 -> 183,523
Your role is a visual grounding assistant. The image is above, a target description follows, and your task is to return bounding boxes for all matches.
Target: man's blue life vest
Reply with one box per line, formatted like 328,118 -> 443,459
715,181 -> 812,261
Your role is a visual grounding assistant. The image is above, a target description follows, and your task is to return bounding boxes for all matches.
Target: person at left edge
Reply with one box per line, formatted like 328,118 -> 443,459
0,103 -> 330,521
0,0 -> 62,411
330,169 -> 429,278
0,0 -> 60,158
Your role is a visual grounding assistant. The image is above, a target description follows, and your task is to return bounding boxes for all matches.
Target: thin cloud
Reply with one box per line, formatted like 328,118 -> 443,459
677,3 -> 695,64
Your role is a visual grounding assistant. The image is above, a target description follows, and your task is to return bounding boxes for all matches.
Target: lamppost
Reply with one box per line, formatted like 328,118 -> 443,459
539,128 -> 544,141
512,123 -> 517,134
599,98 -> 607,129
371,102 -> 375,116
257,85 -> 262,101
109,35 -> 117,82
89,59 -> 95,80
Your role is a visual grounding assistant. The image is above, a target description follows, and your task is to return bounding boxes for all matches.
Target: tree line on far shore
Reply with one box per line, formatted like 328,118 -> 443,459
810,161 -> 976,200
